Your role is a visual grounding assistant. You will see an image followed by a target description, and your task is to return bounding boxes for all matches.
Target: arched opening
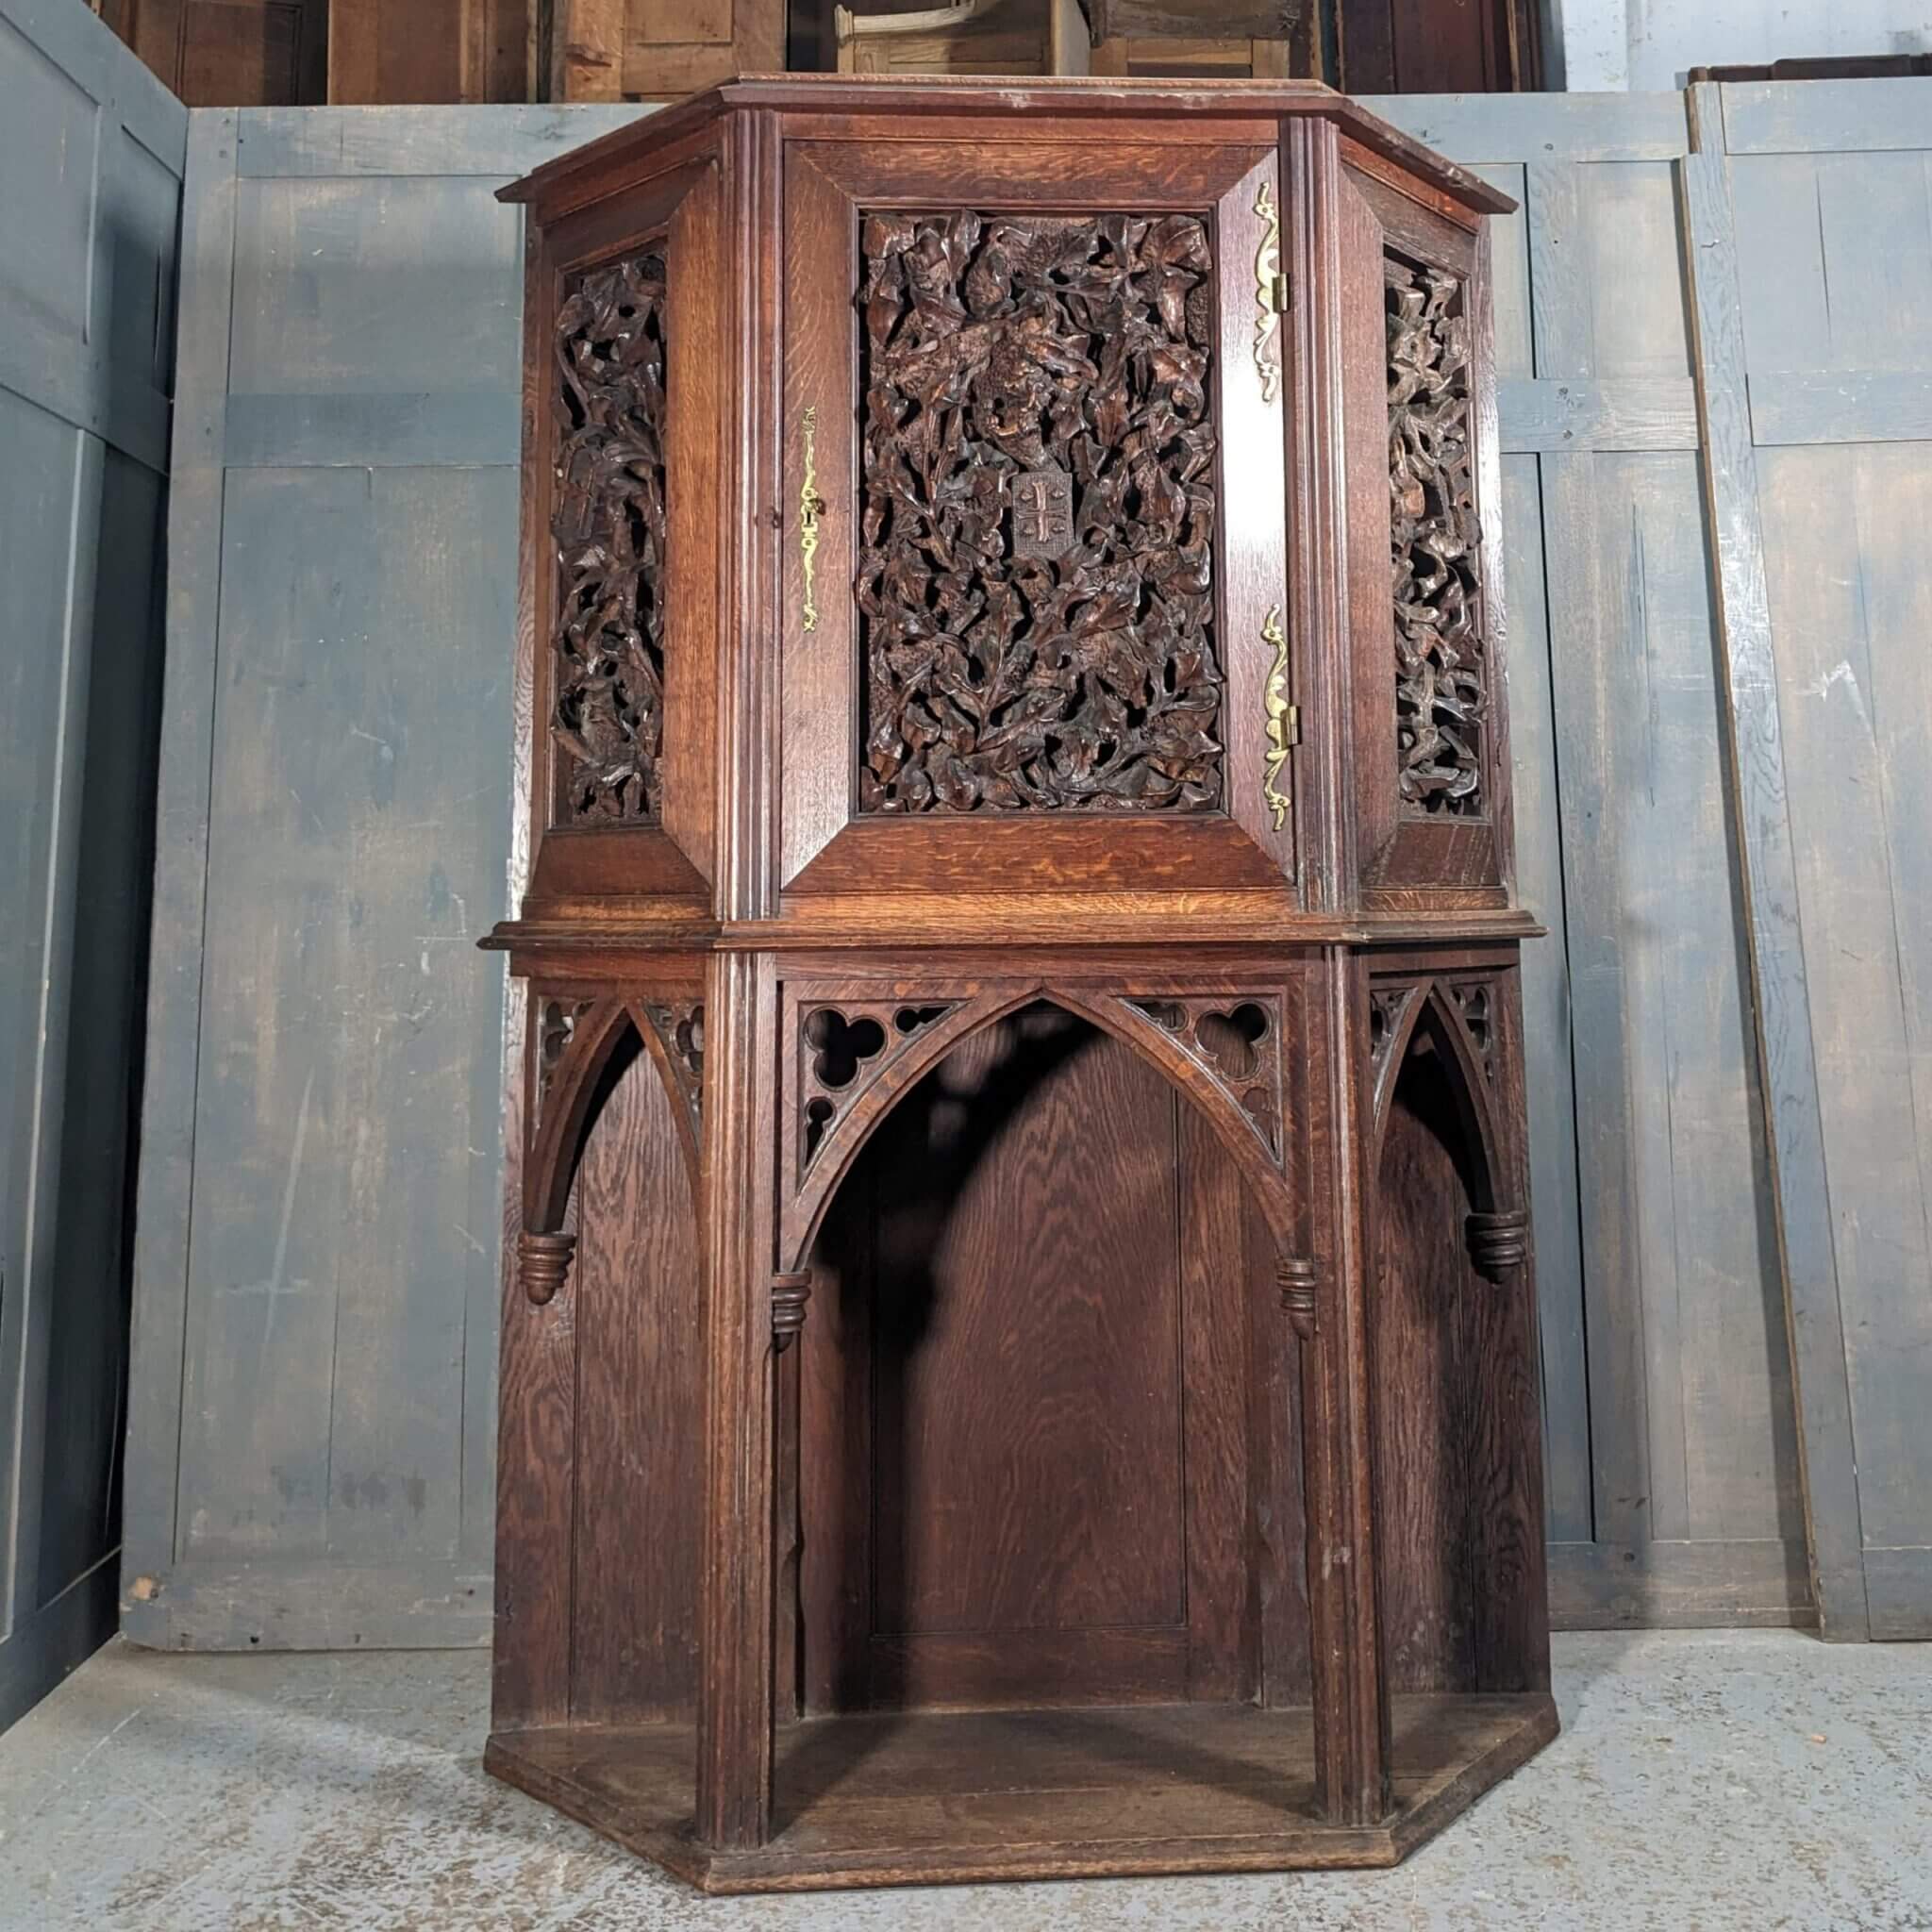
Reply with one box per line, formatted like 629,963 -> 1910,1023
790,998 -> 1308,1719
561,1026 -> 705,1724
1375,1004 -> 1538,1700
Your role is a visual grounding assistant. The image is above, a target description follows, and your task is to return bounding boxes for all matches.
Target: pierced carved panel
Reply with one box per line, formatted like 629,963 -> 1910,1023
1387,255 -> 1486,819
1128,994 -> 1285,1164
795,1000 -> 958,1178
552,248 -> 669,824
857,210 -> 1224,814
1443,978 -> 1496,1085
641,1000 -> 705,1139
535,996 -> 597,1126
1368,981 -> 1419,1083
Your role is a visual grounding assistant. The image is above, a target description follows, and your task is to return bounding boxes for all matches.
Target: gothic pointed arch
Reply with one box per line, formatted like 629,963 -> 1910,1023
779,981 -> 1298,1274
525,995 -> 646,1235
1365,974 -> 1506,1219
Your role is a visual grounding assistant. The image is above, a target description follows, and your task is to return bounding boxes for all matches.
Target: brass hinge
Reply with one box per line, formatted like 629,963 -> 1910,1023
1269,270 -> 1291,313
1261,604 -> 1293,830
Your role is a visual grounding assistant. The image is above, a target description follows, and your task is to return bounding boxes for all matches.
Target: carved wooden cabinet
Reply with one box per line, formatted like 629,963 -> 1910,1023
484,76 -> 1552,1894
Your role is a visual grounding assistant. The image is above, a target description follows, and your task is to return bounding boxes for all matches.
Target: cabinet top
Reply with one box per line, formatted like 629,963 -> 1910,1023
498,74 -> 1514,225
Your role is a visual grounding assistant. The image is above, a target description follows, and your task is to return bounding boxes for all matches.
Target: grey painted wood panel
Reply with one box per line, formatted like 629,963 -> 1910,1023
173,463 -> 512,1568
1721,77 -> 1932,155
1497,452 -> 1590,1547
1377,92 -> 1808,1625
1715,76 -> 1932,1639
137,85 -> 1932,1650
125,109 -> 241,1618
1499,375 -> 1698,453
0,6 -> 182,475
125,108 -> 623,1652
0,0 -> 182,1730
1757,444 -> 1932,1631
1362,91 -> 1692,163
1748,372 -> 1932,449
234,104 -> 650,177
1680,106 -> 1870,1641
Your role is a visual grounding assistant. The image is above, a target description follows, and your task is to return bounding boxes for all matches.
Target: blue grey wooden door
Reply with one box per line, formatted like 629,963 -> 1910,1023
0,0 -> 184,1725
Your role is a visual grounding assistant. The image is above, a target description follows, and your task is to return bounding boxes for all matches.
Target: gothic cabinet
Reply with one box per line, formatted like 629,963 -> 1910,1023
483,77 -> 1552,1894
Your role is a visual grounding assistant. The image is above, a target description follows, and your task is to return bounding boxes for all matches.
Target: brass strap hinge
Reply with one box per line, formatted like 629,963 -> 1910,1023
1261,603 -> 1294,830
1269,270 -> 1291,314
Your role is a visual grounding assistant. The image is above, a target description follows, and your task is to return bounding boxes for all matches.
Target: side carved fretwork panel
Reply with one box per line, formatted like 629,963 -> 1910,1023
1387,254 -> 1486,821
857,210 -> 1224,814
552,247 -> 670,824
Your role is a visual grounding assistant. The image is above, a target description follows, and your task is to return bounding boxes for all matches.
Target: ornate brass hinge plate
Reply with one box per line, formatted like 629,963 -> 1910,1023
799,404 -> 823,633
1262,602 -> 1296,830
1253,180 -> 1285,404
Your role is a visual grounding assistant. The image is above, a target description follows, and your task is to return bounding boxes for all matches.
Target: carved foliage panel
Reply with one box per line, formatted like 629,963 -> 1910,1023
857,209 -> 1224,813
552,246 -> 670,824
1386,253 -> 1487,820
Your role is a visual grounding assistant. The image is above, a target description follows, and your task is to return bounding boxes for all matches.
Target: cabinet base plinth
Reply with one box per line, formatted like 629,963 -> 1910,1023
485,1693 -> 1558,1893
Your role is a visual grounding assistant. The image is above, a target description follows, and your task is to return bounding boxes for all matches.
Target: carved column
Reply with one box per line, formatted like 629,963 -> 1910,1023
694,950 -> 782,1851
1303,946 -> 1391,1828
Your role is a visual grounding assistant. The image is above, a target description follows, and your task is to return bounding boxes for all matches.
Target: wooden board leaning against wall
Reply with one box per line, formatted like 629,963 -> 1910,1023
120,82 -> 1932,1652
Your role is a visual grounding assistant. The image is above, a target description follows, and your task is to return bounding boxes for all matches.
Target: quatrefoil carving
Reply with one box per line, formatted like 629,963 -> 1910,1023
1128,995 -> 1285,1163
797,1002 -> 958,1173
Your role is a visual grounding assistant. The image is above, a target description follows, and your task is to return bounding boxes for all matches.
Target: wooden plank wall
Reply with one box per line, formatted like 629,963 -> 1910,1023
1707,78 -> 1932,1640
1366,92 -> 1812,1629
124,85 -> 1932,1646
0,0 -> 184,1725
121,103 -> 643,1649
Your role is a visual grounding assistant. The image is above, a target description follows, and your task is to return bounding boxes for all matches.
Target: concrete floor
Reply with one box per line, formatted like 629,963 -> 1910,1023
0,1631 -> 1925,1930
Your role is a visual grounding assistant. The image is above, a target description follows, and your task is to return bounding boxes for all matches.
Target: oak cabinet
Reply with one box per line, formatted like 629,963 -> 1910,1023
483,75 -> 1551,1893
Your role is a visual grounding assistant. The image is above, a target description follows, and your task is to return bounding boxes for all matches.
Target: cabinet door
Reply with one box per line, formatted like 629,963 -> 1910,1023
1340,158 -> 1510,897
778,124 -> 1297,904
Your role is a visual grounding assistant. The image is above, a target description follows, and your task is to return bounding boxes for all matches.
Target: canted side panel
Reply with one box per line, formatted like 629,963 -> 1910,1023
855,209 -> 1225,814
1386,254 -> 1488,824
550,244 -> 671,824
1341,164 -> 1501,895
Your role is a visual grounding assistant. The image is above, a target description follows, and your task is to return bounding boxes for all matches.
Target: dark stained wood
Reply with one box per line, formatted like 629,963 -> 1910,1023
799,1010 -> 1263,1711
486,78 -> 1542,1892
486,1691 -> 1558,1891
1316,0 -> 1543,94
856,210 -> 1224,813
1373,1012 -> 1480,1691
1089,1 -> 1300,35
114,0 -> 328,107
570,1043 -> 704,1723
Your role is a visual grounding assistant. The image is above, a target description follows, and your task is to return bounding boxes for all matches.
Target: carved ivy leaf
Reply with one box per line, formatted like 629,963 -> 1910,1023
858,210 -> 1224,815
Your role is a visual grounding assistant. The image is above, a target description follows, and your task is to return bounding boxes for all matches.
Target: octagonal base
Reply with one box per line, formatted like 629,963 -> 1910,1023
485,1691 -> 1558,1894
